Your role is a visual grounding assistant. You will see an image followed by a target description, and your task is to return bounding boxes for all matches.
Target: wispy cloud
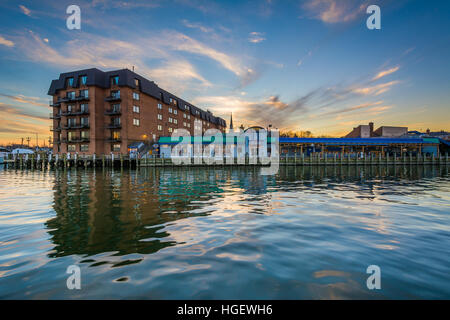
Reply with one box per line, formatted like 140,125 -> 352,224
372,66 -> 400,81
0,102 -> 48,121
19,5 -> 31,16
302,0 -> 368,24
0,36 -> 14,47
0,93 -> 47,108
181,20 -> 214,33
352,81 -> 400,96
11,29 -> 251,94
248,32 -> 266,43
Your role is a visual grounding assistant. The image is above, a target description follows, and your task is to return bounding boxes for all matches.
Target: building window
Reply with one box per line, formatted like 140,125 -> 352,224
80,75 -> 87,85
111,76 -> 119,86
157,114 -> 162,120
168,127 -> 173,133
185,104 -> 189,111
183,122 -> 187,127
183,113 -> 186,119
174,119 -> 178,124
112,117 -> 121,126
169,97 -> 177,106
80,104 -> 89,113
67,77 -> 74,87
112,144 -> 121,152
169,107 -> 173,113
81,131 -> 89,139
134,78 -> 140,88
111,90 -> 120,99
157,103 -> 162,110
80,89 -> 88,98
67,105 -> 73,112
133,92 -> 140,100
67,144 -> 76,152
68,118 -> 76,127
133,118 -> 140,126
112,103 -> 120,112
112,131 -> 121,140
67,91 -> 75,99
133,105 -> 140,113
81,117 -> 89,127
68,131 -> 75,141
157,125 -> 162,131
187,123 -> 191,128
173,109 -> 177,115
80,144 -> 89,152
168,117 -> 173,123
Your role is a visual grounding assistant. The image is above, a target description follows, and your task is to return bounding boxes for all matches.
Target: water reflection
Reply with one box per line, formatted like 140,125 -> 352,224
1,165 -> 448,299
46,165 -> 449,260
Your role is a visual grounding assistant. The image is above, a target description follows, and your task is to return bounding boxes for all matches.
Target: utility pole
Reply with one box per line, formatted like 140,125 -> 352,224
26,137 -> 31,147
21,137 -> 24,147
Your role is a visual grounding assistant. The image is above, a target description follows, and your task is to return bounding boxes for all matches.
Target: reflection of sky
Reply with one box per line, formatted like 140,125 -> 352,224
0,166 -> 449,298
1,1 -> 450,145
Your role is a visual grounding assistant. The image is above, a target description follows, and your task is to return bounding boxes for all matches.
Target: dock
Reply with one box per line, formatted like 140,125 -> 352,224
1,152 -> 449,170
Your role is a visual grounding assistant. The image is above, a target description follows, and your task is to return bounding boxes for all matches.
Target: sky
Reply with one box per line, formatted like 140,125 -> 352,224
0,0 -> 449,145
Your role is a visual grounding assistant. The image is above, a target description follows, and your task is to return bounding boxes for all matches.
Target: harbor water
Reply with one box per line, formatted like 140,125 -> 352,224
0,165 -> 449,299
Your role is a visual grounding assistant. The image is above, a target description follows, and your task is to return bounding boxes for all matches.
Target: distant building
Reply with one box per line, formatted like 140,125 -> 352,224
406,129 -> 450,141
345,122 -> 407,138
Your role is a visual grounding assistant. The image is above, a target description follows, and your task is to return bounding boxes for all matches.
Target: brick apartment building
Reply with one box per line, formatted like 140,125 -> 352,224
48,68 -> 226,155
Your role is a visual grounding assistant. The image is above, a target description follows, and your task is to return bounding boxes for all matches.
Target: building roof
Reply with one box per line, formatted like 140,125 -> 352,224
279,137 -> 439,145
48,68 -> 226,127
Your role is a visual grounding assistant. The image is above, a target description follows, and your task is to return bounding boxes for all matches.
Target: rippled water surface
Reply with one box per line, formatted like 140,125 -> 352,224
0,165 -> 449,299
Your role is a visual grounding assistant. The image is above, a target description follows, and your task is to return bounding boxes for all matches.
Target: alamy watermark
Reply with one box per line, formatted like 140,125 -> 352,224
366,265 -> 381,290
66,265 -> 81,290
366,5 -> 381,30
66,5 -> 81,30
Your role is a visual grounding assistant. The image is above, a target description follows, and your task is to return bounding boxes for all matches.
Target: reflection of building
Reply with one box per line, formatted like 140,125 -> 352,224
45,168 -> 234,258
345,122 -> 408,138
48,68 -> 226,155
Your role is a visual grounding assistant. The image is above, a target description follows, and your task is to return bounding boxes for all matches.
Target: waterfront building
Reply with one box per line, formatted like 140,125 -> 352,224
48,68 -> 226,155
345,122 -> 408,138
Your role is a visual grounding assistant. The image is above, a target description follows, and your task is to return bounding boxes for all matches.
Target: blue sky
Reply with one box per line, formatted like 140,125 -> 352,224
0,0 -> 449,144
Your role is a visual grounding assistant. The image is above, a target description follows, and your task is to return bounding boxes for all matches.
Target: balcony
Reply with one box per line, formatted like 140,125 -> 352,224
62,123 -> 90,130
49,99 -> 61,107
75,95 -> 89,102
105,109 -> 121,115
50,112 -> 61,119
50,125 -> 61,132
61,109 -> 89,116
105,95 -> 121,102
70,137 -> 90,143
106,123 -> 122,129
61,96 -> 77,103
106,137 -> 122,142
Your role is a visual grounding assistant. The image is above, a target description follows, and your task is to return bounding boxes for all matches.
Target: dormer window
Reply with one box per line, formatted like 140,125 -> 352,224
67,77 -> 74,87
134,78 -> 140,88
80,76 -> 87,85
111,76 -> 119,86
169,97 -> 177,106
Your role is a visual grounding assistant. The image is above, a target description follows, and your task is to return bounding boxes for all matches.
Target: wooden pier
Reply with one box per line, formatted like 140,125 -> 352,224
2,152 -> 449,170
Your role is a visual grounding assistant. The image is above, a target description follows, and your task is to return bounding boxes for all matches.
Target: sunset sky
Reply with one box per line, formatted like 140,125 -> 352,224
0,0 -> 449,145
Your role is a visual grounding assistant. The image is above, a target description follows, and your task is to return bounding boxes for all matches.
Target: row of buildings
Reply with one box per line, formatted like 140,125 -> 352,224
48,68 -> 449,157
